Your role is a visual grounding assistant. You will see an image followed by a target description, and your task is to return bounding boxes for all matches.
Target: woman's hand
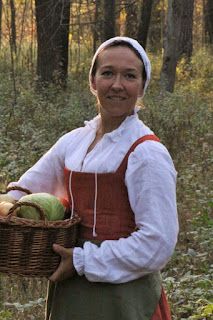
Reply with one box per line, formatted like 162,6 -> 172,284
49,244 -> 76,282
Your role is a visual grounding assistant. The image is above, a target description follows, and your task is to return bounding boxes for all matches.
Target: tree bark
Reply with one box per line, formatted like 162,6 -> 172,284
178,0 -> 194,60
0,0 -> 2,49
148,0 -> 165,52
160,0 -> 182,92
93,0 -> 102,52
10,0 -> 16,53
35,0 -> 71,87
204,0 -> 213,45
137,0 -> 154,49
103,0 -> 115,41
125,0 -> 140,39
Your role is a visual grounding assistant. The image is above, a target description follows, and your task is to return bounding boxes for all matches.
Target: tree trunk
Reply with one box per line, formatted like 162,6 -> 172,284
17,0 -> 27,59
148,0 -> 165,52
137,0 -> 154,49
204,0 -> 213,45
103,0 -> 116,41
160,0 -> 182,92
93,0 -> 102,52
125,0 -> 140,39
10,0 -> 16,53
178,0 -> 194,60
35,0 -> 71,87
0,0 -> 2,49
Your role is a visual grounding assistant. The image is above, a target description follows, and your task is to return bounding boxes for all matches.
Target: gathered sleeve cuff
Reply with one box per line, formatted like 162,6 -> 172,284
73,247 -> 85,276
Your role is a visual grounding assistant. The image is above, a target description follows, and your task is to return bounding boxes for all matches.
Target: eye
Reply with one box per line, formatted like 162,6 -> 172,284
125,73 -> 136,79
101,70 -> 113,77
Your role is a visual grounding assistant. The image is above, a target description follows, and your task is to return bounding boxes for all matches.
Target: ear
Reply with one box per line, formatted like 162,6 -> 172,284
91,75 -> 97,91
138,85 -> 144,98
139,77 -> 146,97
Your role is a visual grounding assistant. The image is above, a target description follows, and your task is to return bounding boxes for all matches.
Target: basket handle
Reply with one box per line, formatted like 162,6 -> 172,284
8,201 -> 46,221
6,186 -> 32,195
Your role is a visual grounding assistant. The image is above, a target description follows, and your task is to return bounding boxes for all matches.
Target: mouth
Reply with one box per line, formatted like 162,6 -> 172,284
107,96 -> 126,101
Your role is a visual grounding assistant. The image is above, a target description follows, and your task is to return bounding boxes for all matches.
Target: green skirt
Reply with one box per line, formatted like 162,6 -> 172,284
45,272 -> 161,320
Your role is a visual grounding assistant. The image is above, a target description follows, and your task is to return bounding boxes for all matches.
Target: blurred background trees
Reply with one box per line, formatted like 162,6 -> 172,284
204,0 -> 213,44
160,0 -> 195,92
35,0 -> 71,87
0,0 -> 212,91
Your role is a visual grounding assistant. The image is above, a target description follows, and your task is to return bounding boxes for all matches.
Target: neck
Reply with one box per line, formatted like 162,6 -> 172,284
98,115 -> 126,136
98,109 -> 135,135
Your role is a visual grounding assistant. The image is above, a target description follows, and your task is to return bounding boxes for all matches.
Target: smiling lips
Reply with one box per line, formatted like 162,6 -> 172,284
107,95 -> 126,100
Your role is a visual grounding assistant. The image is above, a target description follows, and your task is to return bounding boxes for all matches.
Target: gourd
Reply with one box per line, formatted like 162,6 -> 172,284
0,202 -> 14,217
17,193 -> 65,221
0,194 -> 15,204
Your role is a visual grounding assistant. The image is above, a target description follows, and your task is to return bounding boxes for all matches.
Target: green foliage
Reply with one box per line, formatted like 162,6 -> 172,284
0,73 -> 96,183
0,310 -> 13,320
177,48 -> 213,98
0,47 -> 212,320
163,221 -> 213,319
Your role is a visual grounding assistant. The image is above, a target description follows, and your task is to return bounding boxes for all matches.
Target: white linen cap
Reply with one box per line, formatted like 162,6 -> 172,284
89,36 -> 151,97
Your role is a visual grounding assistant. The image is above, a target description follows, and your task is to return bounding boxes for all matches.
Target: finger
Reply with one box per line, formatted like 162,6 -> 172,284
53,244 -> 72,260
49,245 -> 74,282
49,263 -> 63,282
49,245 -> 63,282
52,243 -> 65,256
49,254 -> 73,283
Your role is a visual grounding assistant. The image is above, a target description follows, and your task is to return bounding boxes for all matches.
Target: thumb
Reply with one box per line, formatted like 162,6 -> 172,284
49,244 -> 74,282
52,243 -> 67,258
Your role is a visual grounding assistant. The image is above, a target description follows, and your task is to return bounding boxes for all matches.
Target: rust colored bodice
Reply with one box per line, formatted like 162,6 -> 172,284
64,135 -> 159,241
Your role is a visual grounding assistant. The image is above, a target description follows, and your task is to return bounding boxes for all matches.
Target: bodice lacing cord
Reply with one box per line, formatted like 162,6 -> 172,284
68,171 -> 75,219
92,172 -> 98,237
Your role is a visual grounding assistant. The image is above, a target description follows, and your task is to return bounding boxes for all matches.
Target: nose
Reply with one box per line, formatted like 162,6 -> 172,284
111,74 -> 123,91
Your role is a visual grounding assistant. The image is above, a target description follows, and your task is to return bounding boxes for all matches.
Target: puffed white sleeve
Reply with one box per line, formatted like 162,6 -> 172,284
7,130 -> 79,200
73,140 -> 179,283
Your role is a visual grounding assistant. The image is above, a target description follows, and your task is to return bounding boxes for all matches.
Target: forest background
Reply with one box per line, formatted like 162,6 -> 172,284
0,0 -> 212,319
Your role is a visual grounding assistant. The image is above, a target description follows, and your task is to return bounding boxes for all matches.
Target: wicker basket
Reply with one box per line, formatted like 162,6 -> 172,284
0,187 -> 81,278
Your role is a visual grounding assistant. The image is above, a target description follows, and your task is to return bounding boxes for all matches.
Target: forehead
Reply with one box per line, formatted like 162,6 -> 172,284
96,46 -> 143,70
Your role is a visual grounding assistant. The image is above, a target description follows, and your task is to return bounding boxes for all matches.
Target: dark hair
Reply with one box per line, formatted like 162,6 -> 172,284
91,40 -> 147,85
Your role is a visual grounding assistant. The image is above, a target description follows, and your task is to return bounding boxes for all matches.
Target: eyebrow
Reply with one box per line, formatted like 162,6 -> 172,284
100,65 -> 139,72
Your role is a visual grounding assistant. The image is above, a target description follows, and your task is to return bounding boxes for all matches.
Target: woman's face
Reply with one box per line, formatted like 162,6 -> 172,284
91,46 -> 144,119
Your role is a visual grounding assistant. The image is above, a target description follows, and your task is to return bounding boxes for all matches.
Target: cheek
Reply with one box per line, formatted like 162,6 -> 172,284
96,80 -> 110,94
128,85 -> 141,97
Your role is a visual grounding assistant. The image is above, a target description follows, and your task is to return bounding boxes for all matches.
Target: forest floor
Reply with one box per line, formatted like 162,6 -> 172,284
0,215 -> 212,320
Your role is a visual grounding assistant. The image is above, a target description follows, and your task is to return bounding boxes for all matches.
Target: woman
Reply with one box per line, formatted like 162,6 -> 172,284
4,37 -> 178,319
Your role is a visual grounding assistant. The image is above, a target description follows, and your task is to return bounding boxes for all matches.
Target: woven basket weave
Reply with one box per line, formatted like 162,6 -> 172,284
0,186 -> 80,278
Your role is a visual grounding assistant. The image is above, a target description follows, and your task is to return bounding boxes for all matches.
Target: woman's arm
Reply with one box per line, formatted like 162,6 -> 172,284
7,131 -> 79,200
72,141 -> 179,283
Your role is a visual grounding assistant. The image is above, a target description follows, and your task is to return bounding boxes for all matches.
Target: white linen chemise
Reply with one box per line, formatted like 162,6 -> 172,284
8,110 -> 179,284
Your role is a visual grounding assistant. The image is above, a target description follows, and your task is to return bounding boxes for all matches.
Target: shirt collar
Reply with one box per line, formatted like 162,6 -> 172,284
84,114 -> 101,130
84,106 -> 140,142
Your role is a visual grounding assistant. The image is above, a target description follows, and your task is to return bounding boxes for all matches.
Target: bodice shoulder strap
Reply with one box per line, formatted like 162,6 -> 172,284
116,134 -> 160,175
